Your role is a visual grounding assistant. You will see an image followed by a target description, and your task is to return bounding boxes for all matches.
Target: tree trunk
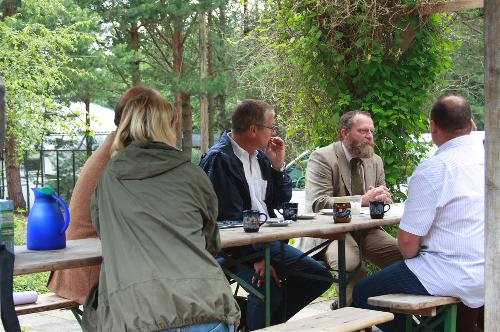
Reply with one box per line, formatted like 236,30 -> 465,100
0,76 -> 5,155
217,4 -> 228,136
130,22 -> 141,86
6,135 -> 25,211
207,12 -> 216,147
84,98 -> 92,158
484,1 -> 500,328
217,95 -> 228,135
181,93 -> 193,159
199,10 -> 209,154
243,0 -> 249,36
172,16 -> 185,149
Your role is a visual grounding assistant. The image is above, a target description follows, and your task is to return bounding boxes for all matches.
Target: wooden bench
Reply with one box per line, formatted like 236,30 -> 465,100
15,293 -> 82,324
254,307 -> 394,331
368,294 -> 460,332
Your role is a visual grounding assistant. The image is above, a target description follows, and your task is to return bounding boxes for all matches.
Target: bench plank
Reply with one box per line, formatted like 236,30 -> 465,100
15,293 -> 79,315
368,294 -> 459,311
255,307 -> 393,331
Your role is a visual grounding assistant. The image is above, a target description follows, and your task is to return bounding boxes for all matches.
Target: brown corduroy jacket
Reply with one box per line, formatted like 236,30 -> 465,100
46,133 -> 115,304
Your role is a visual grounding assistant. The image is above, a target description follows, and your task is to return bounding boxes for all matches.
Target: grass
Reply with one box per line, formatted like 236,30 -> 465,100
13,213 -> 50,293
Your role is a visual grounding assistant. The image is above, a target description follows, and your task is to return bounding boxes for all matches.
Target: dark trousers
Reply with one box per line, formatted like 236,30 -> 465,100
352,260 -> 430,332
0,245 -> 21,332
232,241 -> 333,331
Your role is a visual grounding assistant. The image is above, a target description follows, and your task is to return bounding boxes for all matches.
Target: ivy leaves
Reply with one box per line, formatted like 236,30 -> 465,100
260,0 -> 453,201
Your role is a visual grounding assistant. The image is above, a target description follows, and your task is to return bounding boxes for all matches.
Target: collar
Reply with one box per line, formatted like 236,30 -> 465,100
435,135 -> 475,155
228,132 -> 258,161
341,142 -> 353,162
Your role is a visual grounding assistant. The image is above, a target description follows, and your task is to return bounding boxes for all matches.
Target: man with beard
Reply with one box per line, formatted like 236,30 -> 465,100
200,99 -> 333,331
295,110 -> 401,308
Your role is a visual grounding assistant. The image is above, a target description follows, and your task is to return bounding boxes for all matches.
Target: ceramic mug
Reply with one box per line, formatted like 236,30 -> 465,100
242,210 -> 268,233
369,201 -> 391,219
277,202 -> 298,221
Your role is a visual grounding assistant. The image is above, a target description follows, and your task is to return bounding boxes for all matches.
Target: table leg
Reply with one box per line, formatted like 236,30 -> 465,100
338,238 -> 347,307
265,243 -> 271,327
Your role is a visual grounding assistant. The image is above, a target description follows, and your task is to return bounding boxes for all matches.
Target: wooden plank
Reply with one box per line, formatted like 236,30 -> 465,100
15,293 -> 78,315
419,0 -> 483,15
13,209 -> 401,275
484,1 -> 500,330
14,238 -> 102,275
368,294 -> 459,311
220,212 -> 400,248
392,307 -> 437,317
255,307 -> 394,331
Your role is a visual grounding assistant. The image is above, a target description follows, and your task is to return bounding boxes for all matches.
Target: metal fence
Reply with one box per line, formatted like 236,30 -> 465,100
1,148 -> 92,213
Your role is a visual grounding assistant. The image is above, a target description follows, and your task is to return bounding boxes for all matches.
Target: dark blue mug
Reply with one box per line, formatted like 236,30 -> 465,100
242,210 -> 268,233
369,201 -> 391,219
277,202 -> 298,221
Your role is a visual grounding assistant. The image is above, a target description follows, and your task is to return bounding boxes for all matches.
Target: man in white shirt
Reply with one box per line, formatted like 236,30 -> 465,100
200,99 -> 333,331
353,94 -> 484,332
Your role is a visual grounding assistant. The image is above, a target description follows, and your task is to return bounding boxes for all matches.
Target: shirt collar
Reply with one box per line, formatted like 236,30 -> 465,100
228,133 -> 257,160
435,135 -> 475,155
341,142 -> 353,162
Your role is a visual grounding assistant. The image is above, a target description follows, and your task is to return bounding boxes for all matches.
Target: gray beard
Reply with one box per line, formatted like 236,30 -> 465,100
346,139 -> 374,159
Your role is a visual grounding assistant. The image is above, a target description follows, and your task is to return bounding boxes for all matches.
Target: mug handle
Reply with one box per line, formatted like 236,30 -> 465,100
384,204 -> 391,213
259,213 -> 268,226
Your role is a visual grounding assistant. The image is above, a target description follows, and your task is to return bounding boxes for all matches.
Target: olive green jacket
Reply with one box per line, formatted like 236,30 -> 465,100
82,141 -> 240,332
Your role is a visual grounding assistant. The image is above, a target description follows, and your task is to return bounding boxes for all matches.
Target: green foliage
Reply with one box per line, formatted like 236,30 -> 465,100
13,213 -> 49,293
437,10 -> 484,129
0,0 -> 95,161
258,1 -> 454,200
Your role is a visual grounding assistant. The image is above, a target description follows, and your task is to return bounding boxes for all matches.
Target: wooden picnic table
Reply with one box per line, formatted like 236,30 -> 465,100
13,206 -> 402,326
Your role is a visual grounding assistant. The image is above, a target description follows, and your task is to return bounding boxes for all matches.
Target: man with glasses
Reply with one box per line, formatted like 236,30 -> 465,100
295,110 -> 401,308
200,99 -> 332,331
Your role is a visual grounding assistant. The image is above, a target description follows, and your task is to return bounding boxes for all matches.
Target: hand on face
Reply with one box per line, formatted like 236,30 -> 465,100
362,185 -> 392,206
265,137 -> 285,170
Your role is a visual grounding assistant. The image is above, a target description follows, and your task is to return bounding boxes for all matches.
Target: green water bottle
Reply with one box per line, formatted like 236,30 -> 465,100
0,199 -> 14,253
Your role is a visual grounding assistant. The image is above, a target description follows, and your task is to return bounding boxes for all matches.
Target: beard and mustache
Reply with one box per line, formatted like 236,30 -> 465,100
345,135 -> 375,159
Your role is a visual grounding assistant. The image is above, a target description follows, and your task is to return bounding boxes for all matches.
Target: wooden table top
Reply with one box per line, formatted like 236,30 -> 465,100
13,208 -> 402,276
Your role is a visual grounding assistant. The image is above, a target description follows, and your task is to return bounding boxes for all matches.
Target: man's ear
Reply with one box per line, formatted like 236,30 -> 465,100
430,120 -> 438,135
340,128 -> 348,141
248,124 -> 258,136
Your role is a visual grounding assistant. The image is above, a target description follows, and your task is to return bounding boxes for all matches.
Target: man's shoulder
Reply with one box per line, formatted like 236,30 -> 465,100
311,142 -> 338,159
201,139 -> 232,162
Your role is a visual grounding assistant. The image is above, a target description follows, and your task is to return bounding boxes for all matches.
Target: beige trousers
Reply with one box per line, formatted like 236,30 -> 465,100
322,227 -> 402,305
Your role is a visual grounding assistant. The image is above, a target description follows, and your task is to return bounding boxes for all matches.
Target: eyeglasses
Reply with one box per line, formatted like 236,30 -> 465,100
256,124 -> 279,132
355,128 -> 376,135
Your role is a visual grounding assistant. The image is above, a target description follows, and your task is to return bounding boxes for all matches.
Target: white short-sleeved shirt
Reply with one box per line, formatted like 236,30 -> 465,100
401,135 -> 485,308
228,135 -> 268,217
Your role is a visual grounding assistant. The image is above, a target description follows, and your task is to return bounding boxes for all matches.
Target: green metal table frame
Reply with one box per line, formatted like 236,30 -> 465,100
219,235 -> 348,327
404,304 -> 457,332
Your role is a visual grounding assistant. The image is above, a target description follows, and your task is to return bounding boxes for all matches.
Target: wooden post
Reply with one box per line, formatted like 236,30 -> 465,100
199,9 -> 209,154
484,1 -> 500,329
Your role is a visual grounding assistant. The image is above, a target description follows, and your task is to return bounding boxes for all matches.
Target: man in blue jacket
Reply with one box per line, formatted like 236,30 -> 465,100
200,99 -> 332,331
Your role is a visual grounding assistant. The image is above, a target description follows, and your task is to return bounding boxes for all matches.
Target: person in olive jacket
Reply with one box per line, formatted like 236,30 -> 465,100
82,88 -> 240,332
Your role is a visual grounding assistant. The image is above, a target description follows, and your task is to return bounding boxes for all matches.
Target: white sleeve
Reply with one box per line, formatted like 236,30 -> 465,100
400,168 -> 438,237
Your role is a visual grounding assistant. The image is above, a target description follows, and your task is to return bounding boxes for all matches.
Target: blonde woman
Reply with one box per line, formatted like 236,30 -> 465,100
82,87 -> 240,332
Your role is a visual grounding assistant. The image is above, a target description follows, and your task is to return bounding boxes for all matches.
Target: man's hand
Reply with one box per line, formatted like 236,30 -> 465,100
362,185 -> 392,206
266,137 -> 285,171
252,259 -> 281,288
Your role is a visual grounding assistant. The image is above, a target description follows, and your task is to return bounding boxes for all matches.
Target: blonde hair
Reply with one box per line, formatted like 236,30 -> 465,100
111,88 -> 180,157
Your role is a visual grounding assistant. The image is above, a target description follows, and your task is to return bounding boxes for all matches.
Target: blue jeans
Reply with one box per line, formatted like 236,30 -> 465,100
232,241 -> 333,331
160,322 -> 235,332
352,260 -> 430,332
